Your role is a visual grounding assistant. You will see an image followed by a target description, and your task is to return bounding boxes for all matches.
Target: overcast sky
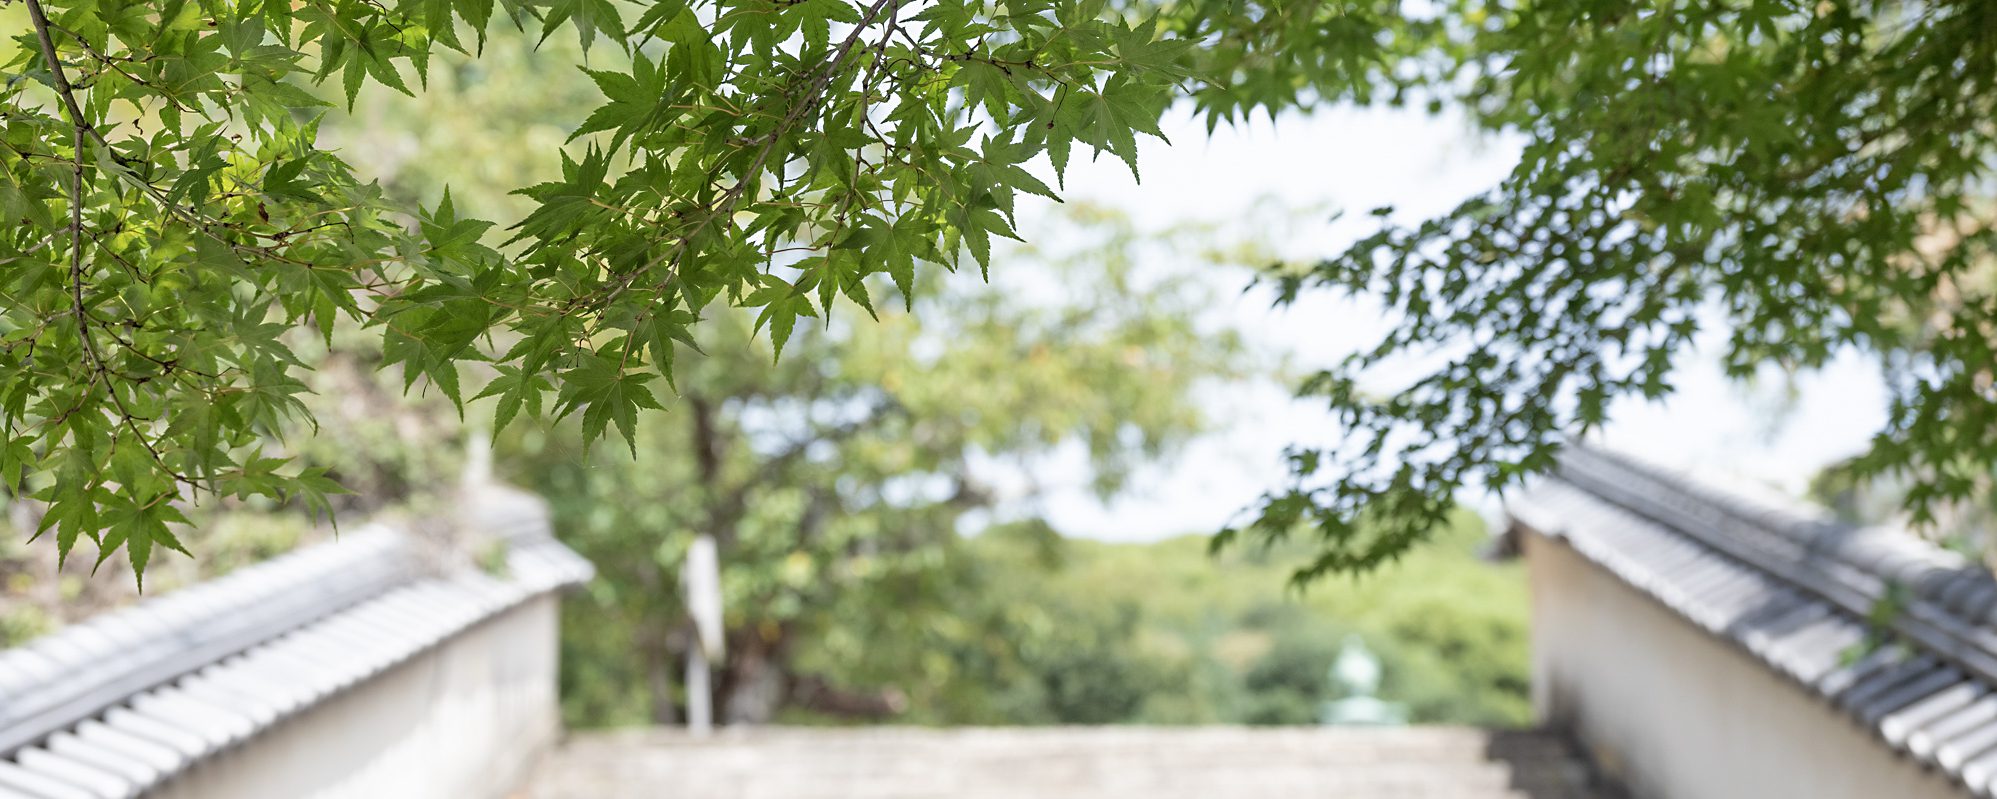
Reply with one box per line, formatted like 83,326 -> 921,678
984,103 -> 1893,542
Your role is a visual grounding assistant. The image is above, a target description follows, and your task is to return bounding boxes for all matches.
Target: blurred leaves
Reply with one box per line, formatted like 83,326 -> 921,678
795,509 -> 1530,727
514,204 -> 1253,725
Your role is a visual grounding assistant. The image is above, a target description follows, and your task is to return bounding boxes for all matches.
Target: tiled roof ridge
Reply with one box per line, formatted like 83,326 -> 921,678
0,526 -> 420,758
1512,446 -> 1997,796
1548,445 -> 1997,701
0,482 -> 592,765
1554,446 -> 1996,625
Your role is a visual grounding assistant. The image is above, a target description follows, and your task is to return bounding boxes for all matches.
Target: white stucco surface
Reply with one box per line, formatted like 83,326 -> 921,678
1525,532 -> 1969,799
147,595 -> 563,799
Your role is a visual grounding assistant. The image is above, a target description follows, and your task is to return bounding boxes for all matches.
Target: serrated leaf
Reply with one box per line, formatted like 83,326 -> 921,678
556,353 -> 663,454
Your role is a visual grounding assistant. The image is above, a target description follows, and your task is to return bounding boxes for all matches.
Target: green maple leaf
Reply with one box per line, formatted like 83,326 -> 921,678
97,494 -> 192,591
541,0 -> 627,52
557,353 -> 664,454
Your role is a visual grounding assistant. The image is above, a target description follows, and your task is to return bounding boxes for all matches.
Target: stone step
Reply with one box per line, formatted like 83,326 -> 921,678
551,728 -> 1579,760
523,726 -> 1609,799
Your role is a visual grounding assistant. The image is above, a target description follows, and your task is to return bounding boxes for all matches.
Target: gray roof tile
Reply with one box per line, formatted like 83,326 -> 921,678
131,691 -> 256,746
69,723 -> 182,777
1852,662 -> 1961,724
0,484 -> 592,795
43,733 -> 157,788
12,747 -> 132,799
1511,446 -> 1997,796
1961,744 -> 1997,794
0,761 -> 95,799
98,710 -> 207,762
1881,682 -> 1982,746
1917,699 -> 1997,767
1939,719 -> 1997,773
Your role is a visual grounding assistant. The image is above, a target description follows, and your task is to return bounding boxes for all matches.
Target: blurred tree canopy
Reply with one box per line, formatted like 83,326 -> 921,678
4,0 -> 1994,583
510,209 -> 1245,724
773,509 -> 1530,728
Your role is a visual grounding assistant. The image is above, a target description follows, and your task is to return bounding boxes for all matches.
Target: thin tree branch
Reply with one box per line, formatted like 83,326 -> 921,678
26,0 -> 184,485
24,0 -> 94,141
597,0 -> 907,334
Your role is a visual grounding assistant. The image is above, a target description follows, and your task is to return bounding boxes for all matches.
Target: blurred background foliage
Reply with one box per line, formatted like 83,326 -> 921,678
0,21 -> 1532,730
771,511 -> 1530,729
506,205 -> 1253,725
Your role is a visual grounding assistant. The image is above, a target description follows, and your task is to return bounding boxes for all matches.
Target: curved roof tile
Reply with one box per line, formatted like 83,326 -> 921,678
1510,446 -> 1997,797
0,485 -> 591,798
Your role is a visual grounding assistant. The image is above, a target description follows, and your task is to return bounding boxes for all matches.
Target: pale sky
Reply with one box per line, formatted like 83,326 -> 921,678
985,103 -> 1893,541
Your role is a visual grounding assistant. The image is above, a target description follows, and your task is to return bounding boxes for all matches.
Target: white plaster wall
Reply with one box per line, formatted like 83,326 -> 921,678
1524,532 -> 1969,799
149,595 -> 563,799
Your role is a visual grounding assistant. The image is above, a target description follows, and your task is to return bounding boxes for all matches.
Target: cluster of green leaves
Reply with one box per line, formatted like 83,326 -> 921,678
484,0 -> 1194,442
1145,0 -> 1438,125
1,0 -> 422,583
20,0 -> 1993,590
1,0 -> 1200,582
1228,0 -> 1997,580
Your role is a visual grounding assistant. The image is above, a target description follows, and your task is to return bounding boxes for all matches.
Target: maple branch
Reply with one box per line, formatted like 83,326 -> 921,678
26,0 -> 185,486
24,0 -> 103,383
596,0 -> 906,320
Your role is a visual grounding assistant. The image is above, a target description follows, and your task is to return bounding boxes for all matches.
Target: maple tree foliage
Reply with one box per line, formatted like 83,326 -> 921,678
5,0 -> 1995,586
0,0 -> 1229,582
1225,0 -> 1997,579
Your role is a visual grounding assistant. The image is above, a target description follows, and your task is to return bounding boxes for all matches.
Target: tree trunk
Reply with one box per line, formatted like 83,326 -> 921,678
633,560 -> 681,726
644,660 -> 680,726
720,626 -> 791,724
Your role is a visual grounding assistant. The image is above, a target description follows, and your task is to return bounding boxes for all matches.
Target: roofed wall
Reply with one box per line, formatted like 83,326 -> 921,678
0,483 -> 591,799
1526,531 -> 1968,799
144,594 -> 562,799
1509,446 -> 1997,799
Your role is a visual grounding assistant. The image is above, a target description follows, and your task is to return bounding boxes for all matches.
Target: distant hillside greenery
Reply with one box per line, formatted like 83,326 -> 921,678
699,510 -> 1531,729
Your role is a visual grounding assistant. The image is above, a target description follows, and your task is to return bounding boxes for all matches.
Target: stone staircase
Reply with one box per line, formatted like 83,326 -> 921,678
521,726 -> 1612,798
